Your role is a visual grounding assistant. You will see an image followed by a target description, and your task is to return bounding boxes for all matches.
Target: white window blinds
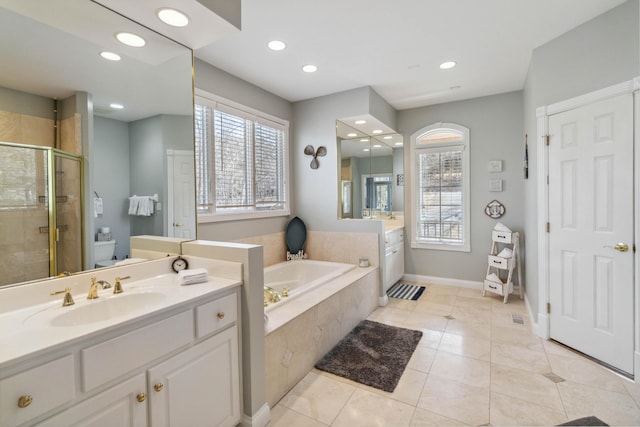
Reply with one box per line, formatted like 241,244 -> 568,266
195,98 -> 289,218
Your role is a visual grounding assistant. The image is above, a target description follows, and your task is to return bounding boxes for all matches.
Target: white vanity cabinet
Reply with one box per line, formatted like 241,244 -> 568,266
148,327 -> 239,427
384,228 -> 405,289
37,374 -> 147,427
3,286 -> 241,427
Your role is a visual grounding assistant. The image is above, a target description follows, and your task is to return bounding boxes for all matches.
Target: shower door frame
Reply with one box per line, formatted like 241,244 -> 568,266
48,148 -> 85,277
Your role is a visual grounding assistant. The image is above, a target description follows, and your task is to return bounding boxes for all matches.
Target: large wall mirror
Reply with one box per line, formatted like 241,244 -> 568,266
337,120 -> 404,219
0,0 -> 195,287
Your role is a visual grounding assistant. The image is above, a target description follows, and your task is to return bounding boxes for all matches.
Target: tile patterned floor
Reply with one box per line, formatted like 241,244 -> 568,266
267,283 -> 640,426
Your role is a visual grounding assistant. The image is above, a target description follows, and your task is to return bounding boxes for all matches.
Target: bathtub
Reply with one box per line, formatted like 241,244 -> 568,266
263,259 -> 379,406
263,260 -> 355,312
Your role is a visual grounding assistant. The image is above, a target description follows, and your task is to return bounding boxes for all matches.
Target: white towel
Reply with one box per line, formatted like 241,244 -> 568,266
128,196 -> 140,215
486,273 -> 503,284
128,196 -> 155,216
94,197 -> 103,217
494,222 -> 511,232
178,268 -> 209,285
497,248 -> 513,258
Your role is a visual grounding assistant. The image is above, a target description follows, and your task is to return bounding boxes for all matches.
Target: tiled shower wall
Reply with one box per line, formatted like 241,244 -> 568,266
0,109 -> 81,286
233,230 -> 379,268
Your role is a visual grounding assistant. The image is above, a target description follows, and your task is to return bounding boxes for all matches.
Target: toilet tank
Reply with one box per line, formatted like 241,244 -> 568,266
94,240 -> 116,261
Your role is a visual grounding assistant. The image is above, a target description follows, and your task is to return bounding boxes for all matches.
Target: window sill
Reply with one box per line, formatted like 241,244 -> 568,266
411,240 -> 470,253
198,209 -> 290,223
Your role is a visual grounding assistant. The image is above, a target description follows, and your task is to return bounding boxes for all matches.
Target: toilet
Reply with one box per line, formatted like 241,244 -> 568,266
94,240 -> 117,268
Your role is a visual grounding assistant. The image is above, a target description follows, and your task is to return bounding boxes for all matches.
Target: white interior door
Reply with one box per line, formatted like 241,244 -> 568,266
168,150 -> 196,239
548,93 -> 634,374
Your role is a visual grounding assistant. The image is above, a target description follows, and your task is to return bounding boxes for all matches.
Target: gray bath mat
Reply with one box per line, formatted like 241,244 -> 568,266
557,416 -> 608,426
315,320 -> 422,392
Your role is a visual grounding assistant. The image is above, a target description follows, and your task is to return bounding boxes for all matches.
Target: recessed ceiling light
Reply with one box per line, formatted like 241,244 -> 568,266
110,103 -> 124,109
383,136 -> 392,140
268,40 -> 286,51
395,142 -> 404,146
363,148 -> 370,152
302,64 -> 318,73
360,138 -> 369,142
440,61 -> 457,70
157,8 -> 189,27
347,133 -> 357,137
116,32 -> 146,47
354,120 -> 367,125
373,144 -> 382,148
100,51 -> 121,61
372,129 -> 383,134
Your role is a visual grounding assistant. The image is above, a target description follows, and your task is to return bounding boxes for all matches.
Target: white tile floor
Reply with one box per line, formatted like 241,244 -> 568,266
267,283 -> 640,426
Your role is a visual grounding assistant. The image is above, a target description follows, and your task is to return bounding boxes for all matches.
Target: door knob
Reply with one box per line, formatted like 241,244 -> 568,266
605,243 -> 629,252
614,243 -> 629,252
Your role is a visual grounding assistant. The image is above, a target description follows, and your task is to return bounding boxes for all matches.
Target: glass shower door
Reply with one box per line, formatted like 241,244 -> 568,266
52,152 -> 83,276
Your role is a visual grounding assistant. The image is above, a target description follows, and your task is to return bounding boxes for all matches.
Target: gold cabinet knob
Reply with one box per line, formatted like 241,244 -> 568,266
18,395 -> 33,408
136,392 -> 146,403
154,383 -> 164,392
217,312 -> 225,320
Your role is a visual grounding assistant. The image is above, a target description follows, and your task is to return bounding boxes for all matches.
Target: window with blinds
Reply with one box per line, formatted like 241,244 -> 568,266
195,98 -> 289,219
410,123 -> 470,251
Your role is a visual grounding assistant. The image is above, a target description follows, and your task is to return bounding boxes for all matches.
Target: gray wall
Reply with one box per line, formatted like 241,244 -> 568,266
194,59 -> 294,241
291,86 -> 395,231
0,86 -> 53,118
523,0 -> 640,320
93,116 -> 131,260
397,91 -> 524,282
393,148 -> 404,211
129,116 -> 165,237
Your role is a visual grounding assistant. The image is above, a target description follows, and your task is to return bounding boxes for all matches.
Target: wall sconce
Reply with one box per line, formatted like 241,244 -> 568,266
304,145 -> 327,169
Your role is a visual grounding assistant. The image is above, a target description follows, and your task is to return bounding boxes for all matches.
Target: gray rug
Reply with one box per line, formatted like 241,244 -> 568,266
315,320 -> 423,392
558,416 -> 608,426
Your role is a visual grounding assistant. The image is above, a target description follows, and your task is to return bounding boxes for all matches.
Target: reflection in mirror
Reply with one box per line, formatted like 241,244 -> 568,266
337,120 -> 403,219
0,0 -> 195,287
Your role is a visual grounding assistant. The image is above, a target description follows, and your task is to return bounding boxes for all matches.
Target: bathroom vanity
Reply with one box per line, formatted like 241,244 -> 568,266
0,257 -> 243,427
384,226 -> 405,291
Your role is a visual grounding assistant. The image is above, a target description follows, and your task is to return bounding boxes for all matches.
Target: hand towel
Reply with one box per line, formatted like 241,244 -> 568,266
497,248 -> 513,258
128,196 -> 139,215
486,273 -> 503,284
178,268 -> 209,285
494,222 -> 511,232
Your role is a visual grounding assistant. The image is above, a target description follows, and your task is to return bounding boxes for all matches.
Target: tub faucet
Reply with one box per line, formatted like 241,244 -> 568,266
264,286 -> 281,303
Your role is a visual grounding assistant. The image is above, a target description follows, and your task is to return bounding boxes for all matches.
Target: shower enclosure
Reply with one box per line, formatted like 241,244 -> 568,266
0,142 -> 83,286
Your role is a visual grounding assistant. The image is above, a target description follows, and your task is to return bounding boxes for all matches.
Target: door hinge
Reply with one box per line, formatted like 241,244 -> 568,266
545,134 -> 550,146
546,175 -> 549,185
634,244 -> 637,253
546,303 -> 551,314
546,222 -> 550,233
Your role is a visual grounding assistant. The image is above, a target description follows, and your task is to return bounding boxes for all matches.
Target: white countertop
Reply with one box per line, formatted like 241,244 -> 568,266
0,258 -> 241,368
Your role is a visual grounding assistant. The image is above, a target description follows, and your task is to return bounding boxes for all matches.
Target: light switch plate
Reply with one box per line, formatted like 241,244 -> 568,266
488,160 -> 503,172
489,179 -> 503,192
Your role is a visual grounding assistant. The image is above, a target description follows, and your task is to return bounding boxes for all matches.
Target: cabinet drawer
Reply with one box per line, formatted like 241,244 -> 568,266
0,355 -> 75,426
196,292 -> 237,339
488,255 -> 511,270
492,230 -> 513,243
484,279 -> 505,295
82,310 -> 193,392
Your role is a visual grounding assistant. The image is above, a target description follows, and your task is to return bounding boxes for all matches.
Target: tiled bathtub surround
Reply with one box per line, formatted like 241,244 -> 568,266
234,230 -> 379,268
265,267 -> 379,407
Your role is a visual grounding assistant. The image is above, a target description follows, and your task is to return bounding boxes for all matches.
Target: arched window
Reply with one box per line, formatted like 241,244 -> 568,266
410,123 -> 470,251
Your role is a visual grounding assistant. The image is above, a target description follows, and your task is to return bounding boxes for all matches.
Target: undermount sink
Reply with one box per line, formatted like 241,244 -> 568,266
26,292 -> 167,327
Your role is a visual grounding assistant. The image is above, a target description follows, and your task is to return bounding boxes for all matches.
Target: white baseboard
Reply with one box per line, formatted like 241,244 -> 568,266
402,274 -> 483,290
240,403 -> 270,427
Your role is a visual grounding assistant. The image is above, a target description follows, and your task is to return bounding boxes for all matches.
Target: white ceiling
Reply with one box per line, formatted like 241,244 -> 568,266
195,0 -> 628,110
